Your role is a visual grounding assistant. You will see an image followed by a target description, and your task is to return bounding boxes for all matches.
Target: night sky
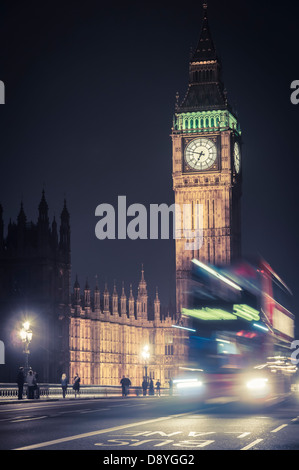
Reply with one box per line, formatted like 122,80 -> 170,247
0,0 -> 298,328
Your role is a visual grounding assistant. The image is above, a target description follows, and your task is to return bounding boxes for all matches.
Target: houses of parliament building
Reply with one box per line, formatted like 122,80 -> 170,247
0,193 -> 186,385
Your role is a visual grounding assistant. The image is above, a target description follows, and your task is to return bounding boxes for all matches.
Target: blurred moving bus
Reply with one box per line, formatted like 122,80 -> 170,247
173,257 -> 296,405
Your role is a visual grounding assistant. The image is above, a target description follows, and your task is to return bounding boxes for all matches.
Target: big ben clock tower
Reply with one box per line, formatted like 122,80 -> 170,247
172,3 -> 242,315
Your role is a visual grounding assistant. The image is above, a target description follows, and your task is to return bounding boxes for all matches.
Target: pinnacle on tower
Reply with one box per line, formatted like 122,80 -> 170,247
138,264 -> 147,296
129,283 -> 134,299
73,275 -> 81,305
74,274 -> 80,289
177,1 -> 228,112
121,281 -> 126,297
191,2 -> 217,62
38,190 -> 49,224
17,202 -> 26,226
59,199 -> 71,255
84,278 -> 91,307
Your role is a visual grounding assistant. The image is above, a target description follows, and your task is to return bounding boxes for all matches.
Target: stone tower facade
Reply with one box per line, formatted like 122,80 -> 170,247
0,192 -> 71,382
172,3 -> 242,315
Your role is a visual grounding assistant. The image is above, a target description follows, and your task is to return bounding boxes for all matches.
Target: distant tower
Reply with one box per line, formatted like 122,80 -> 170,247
0,192 -> 72,382
120,282 -> 127,317
172,2 -> 242,315
136,265 -> 148,323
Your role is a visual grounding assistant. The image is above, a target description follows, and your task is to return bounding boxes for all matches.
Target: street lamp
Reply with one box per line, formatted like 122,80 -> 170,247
19,322 -> 32,375
141,345 -> 150,383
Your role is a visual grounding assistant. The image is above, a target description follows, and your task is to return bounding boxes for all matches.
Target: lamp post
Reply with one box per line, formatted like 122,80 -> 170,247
141,345 -> 150,383
19,322 -> 32,375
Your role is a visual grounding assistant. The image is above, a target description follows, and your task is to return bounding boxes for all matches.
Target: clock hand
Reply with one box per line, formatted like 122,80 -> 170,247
194,150 -> 205,161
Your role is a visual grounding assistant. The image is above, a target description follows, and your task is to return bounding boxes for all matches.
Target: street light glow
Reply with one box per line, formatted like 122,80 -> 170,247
141,345 -> 150,360
19,321 -> 33,374
23,321 -> 30,331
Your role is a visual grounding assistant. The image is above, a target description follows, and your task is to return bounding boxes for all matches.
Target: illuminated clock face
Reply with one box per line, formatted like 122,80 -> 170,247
234,142 -> 241,173
185,138 -> 217,171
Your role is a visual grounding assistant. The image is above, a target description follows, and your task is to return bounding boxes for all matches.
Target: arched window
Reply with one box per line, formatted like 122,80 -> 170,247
184,119 -> 188,130
195,119 -> 198,128
211,118 -> 214,127
205,118 -> 209,128
190,119 -> 193,129
200,118 -> 204,128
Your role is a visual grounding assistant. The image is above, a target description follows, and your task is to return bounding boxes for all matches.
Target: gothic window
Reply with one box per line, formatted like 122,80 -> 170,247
165,332 -> 173,356
165,344 -> 173,355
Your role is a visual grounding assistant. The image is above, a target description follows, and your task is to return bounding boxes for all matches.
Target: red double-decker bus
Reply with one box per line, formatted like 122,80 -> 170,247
173,257 -> 296,406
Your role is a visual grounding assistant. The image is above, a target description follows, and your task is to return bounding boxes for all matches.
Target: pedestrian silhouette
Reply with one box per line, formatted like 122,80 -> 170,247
73,373 -> 80,398
149,379 -> 154,396
16,367 -> 25,400
26,369 -> 35,399
33,371 -> 40,399
120,375 -> 131,397
155,380 -> 161,396
142,377 -> 148,396
61,373 -> 68,398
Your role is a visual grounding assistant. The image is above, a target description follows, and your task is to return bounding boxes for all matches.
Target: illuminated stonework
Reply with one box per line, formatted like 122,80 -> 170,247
172,4 -> 242,315
67,268 -> 187,386
173,110 -> 240,134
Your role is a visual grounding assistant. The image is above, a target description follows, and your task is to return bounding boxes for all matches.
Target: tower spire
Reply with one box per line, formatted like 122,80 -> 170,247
17,202 -> 26,226
191,1 -> 216,62
177,2 -> 228,112
38,190 -> 49,225
59,198 -> 70,259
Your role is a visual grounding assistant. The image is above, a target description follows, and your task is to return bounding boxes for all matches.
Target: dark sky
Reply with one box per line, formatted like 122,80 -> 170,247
0,0 -> 298,325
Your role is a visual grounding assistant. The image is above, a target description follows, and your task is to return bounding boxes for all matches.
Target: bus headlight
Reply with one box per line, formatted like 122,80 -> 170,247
173,378 -> 204,392
246,377 -> 268,391
176,379 -> 203,390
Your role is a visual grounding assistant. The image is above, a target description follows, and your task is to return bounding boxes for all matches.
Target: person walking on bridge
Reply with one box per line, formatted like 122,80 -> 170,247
61,373 -> 68,398
73,373 -> 80,398
16,367 -> 25,400
120,375 -> 131,397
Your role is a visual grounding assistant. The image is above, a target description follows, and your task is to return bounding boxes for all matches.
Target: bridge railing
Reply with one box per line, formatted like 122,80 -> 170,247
0,383 -> 169,400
